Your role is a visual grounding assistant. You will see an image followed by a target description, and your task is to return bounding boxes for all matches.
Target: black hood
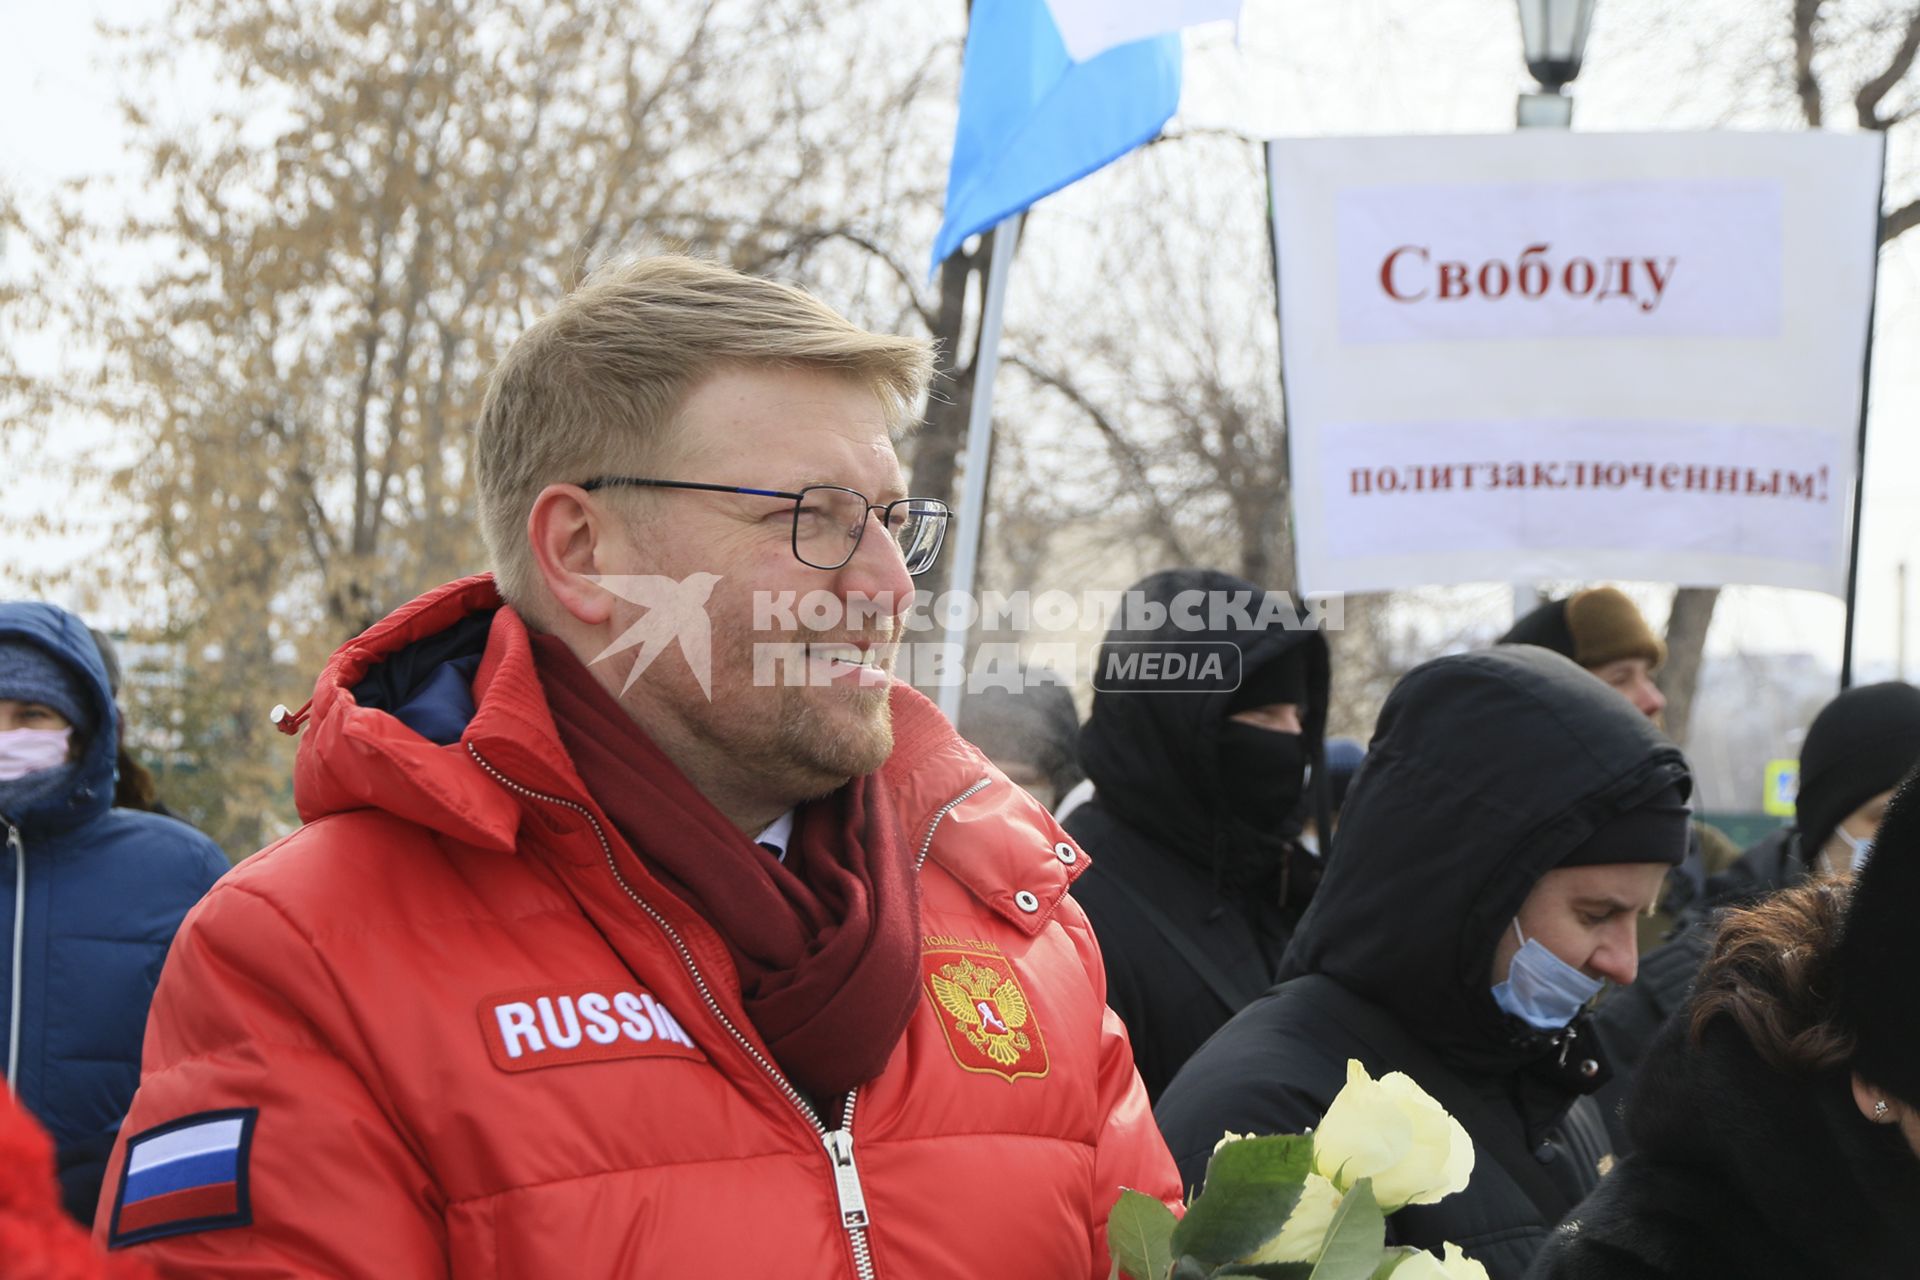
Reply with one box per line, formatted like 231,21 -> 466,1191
1077,568 -> 1330,874
1281,646 -> 1690,1073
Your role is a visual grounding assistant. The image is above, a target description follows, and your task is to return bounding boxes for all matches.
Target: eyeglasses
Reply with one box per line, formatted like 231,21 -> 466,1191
579,478 -> 953,575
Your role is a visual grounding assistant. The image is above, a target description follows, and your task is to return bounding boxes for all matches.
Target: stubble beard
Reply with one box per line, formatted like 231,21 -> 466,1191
775,682 -> 895,792
724,621 -> 901,798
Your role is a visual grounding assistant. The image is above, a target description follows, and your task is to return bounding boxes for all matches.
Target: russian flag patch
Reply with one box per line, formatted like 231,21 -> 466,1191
108,1109 -> 256,1248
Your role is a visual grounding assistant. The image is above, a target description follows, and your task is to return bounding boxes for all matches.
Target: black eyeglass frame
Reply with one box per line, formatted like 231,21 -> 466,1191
577,477 -> 953,575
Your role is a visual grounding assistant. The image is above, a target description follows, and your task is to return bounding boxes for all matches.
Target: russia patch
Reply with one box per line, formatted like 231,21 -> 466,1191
107,1109 -> 256,1248
923,949 -> 1050,1082
479,984 -> 706,1073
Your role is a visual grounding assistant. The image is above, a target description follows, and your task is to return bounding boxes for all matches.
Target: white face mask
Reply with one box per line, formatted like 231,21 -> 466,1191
1836,825 -> 1875,873
0,727 -> 73,781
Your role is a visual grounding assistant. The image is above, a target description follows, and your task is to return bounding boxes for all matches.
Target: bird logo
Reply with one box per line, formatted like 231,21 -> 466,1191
586,574 -> 722,699
925,954 -> 1046,1079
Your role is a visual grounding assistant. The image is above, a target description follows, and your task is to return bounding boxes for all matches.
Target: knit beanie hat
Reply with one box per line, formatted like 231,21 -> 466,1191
1556,782 -> 1691,868
1499,586 -> 1666,672
0,640 -> 94,740
1795,682 -> 1920,860
1837,765 -> 1920,1105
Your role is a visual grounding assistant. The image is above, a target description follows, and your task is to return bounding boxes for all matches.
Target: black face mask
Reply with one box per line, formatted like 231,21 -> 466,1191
1214,723 -> 1307,838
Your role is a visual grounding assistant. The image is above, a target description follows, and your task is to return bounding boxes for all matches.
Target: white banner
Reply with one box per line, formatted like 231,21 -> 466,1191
1269,132 -> 1884,598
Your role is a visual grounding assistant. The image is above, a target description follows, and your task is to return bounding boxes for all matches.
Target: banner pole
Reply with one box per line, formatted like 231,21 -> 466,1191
1839,139 -> 1888,691
1264,141 -> 1298,590
936,212 -> 1021,724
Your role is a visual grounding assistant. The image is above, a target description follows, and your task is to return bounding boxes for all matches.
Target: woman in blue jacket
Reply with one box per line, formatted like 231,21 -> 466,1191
0,601 -> 229,1223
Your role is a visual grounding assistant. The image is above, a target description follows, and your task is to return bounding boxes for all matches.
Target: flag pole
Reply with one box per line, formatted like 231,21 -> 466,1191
1839,141 -> 1887,691
936,211 -> 1022,724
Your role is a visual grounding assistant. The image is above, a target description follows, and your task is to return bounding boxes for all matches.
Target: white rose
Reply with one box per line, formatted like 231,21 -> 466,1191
1240,1173 -> 1343,1264
1311,1059 -> 1474,1210
1212,1130 -> 1255,1156
1390,1242 -> 1492,1280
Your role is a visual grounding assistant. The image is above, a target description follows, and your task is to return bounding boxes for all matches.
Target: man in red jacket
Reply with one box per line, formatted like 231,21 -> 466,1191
96,255 -> 1178,1277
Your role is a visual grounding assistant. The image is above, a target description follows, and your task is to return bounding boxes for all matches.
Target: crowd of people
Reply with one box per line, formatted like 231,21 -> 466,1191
4,253 -> 1919,1278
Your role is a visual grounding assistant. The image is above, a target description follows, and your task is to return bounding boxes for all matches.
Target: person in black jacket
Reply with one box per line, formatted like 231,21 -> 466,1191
1527,769 -> 1920,1280
1064,568 -> 1329,1102
1498,586 -> 1739,948
1714,681 -> 1920,898
1155,646 -> 1691,1280
1590,679 -> 1920,1152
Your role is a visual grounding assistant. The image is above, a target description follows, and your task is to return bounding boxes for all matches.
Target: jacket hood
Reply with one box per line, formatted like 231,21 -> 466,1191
1282,646 -> 1690,1071
1076,568 -> 1330,870
0,602 -> 119,835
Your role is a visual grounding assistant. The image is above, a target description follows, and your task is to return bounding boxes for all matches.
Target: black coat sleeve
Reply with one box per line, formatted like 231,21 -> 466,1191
1153,992 -> 1346,1193
1524,1228 -> 1673,1280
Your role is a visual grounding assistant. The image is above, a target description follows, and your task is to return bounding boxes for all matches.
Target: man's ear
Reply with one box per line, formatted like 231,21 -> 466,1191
527,484 -> 618,626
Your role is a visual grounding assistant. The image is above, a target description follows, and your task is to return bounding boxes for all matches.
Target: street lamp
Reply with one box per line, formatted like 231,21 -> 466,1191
1516,0 -> 1597,128
1509,0 -> 1597,622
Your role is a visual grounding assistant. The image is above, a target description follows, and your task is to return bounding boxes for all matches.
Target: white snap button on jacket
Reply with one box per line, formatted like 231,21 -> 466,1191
1014,890 -> 1040,913
1052,841 -> 1077,864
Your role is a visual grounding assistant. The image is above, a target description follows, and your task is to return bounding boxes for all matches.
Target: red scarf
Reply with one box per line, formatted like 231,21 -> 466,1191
531,635 -> 923,1102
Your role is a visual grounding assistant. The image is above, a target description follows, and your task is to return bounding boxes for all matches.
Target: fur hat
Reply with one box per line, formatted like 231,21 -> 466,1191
1837,765 -> 1920,1105
1796,683 -> 1920,860
1499,586 -> 1666,672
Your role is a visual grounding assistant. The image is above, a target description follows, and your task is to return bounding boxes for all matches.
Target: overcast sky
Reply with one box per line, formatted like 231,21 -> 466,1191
2,0 -> 1915,677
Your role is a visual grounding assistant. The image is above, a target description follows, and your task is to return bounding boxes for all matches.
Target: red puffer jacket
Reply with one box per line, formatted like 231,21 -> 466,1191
95,576 -> 1178,1278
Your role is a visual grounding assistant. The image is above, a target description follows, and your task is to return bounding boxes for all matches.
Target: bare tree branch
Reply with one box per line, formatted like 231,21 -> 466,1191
1885,194 -> 1920,243
1004,352 -> 1199,565
1794,0 -> 1827,127
1855,3 -> 1920,128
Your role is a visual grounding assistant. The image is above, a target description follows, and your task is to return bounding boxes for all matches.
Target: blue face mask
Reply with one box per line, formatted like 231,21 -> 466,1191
1492,920 -> 1603,1030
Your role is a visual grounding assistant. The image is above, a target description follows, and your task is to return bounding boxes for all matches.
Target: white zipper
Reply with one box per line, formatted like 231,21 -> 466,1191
470,744 -> 989,1279
6,821 -> 24,1092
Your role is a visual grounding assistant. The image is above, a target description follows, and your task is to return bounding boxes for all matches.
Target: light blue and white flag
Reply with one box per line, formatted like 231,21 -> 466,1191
930,0 -> 1242,271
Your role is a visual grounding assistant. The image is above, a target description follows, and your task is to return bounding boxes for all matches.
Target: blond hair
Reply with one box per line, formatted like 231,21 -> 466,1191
475,253 -> 934,612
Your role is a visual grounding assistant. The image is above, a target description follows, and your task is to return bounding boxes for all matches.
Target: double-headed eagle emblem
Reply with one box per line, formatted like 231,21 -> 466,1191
929,958 -> 1033,1067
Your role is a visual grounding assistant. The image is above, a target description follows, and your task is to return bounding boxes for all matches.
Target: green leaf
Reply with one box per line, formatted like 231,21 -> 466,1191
1170,1134 -> 1314,1266
1106,1189 -> 1178,1280
1171,1258 -> 1216,1280
1307,1178 -> 1387,1280
1212,1265 -> 1317,1279
1368,1248 -> 1422,1280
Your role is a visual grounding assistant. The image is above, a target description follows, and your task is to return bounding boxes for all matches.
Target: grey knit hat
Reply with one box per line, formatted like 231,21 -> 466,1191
0,640 -> 95,739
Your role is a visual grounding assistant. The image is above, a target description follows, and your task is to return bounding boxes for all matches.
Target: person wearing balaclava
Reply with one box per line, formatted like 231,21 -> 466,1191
1064,568 -> 1330,1103
1156,647 -> 1691,1280
0,602 -> 229,1224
